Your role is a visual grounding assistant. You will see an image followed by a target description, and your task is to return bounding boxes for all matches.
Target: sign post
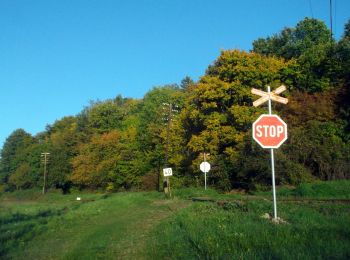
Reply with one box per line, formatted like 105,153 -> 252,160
163,168 -> 172,195
200,160 -> 211,190
252,85 -> 288,221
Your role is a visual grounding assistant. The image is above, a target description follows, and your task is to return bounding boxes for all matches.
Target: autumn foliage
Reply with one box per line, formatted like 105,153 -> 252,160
1,18 -> 349,192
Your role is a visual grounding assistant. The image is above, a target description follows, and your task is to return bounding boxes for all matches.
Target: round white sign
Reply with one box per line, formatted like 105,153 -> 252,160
200,162 -> 211,173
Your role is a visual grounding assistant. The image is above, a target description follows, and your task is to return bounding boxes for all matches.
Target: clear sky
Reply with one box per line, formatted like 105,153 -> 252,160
1,0 -> 349,148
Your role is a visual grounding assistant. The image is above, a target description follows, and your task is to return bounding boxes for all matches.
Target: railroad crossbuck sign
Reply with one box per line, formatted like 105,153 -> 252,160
251,85 -> 288,107
253,114 -> 287,148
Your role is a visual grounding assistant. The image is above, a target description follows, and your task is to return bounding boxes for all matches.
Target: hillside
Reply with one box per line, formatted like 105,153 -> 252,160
1,17 -> 349,193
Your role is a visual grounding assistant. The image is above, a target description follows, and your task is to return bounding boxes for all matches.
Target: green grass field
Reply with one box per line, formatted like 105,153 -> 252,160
1,181 -> 350,259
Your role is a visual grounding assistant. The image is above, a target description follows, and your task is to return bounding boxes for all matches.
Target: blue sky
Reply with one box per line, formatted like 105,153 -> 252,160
1,0 -> 349,148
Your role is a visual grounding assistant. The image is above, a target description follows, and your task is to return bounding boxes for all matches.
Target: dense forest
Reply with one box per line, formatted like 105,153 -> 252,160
1,18 -> 349,193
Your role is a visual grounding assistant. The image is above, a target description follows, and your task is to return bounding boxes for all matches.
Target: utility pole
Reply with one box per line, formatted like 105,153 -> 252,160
161,102 -> 179,193
162,102 -> 180,164
163,103 -> 172,167
41,152 -> 50,194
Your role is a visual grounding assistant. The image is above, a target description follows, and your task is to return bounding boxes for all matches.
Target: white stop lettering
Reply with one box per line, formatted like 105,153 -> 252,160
256,125 -> 284,138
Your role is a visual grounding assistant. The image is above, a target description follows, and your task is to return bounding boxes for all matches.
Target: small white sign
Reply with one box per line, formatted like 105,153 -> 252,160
200,162 -> 211,173
163,168 -> 173,177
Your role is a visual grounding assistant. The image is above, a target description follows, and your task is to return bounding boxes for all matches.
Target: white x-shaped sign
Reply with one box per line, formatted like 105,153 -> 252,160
251,85 -> 288,107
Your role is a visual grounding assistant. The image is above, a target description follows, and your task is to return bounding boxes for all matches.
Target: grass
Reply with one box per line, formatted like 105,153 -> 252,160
0,190 -> 189,259
1,180 -> 350,259
255,180 -> 350,199
148,181 -> 350,259
148,199 -> 350,259
0,190 -> 109,258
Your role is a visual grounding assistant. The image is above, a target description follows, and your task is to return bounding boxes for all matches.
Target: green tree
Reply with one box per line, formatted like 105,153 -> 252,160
180,76 -> 194,91
136,85 -> 186,189
71,128 -> 143,191
8,163 -> 32,190
284,120 -> 350,180
45,117 -> 81,191
0,129 -> 34,186
86,96 -> 140,134
335,19 -> 350,131
182,50 -> 292,189
253,18 -> 334,92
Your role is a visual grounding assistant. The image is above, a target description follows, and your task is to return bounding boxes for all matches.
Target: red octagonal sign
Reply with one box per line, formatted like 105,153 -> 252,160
253,114 -> 287,149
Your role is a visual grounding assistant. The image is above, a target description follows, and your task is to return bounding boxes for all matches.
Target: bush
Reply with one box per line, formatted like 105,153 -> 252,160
141,171 -> 158,191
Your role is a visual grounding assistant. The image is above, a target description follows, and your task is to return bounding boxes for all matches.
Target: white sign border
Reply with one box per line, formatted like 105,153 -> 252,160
200,161 -> 211,173
252,114 -> 288,149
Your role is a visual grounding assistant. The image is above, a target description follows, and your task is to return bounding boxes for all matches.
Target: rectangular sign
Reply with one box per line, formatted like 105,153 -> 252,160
163,168 -> 173,177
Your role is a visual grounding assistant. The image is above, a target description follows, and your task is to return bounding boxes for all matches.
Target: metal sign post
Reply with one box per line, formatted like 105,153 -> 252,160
251,85 -> 288,221
200,153 -> 211,190
204,152 -> 207,190
267,86 -> 277,220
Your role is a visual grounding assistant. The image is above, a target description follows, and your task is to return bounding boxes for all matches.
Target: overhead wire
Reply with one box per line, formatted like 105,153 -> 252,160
334,0 -> 337,37
330,0 -> 333,39
308,0 -> 314,18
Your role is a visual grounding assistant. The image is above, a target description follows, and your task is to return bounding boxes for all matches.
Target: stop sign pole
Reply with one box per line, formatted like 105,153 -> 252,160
252,85 -> 288,221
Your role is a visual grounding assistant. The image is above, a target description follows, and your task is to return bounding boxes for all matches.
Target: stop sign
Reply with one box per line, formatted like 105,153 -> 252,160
252,114 -> 287,148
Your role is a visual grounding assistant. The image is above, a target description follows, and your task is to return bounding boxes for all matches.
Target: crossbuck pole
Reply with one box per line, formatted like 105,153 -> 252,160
267,86 -> 278,220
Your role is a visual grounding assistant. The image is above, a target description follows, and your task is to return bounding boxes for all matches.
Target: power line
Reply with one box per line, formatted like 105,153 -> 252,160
308,0 -> 314,18
330,0 -> 333,39
334,0 -> 337,37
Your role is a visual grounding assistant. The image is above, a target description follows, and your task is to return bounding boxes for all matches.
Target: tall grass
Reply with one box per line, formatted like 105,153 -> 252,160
148,181 -> 350,259
0,190 -> 184,259
0,189 -> 108,258
1,181 -> 349,259
256,180 -> 350,199
148,200 -> 350,259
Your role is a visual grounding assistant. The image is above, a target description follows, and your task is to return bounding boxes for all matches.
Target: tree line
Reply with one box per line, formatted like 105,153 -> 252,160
1,18 -> 349,193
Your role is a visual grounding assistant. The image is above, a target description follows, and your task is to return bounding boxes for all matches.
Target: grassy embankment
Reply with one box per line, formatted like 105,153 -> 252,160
149,180 -> 350,259
0,189 -> 188,259
1,180 -> 350,259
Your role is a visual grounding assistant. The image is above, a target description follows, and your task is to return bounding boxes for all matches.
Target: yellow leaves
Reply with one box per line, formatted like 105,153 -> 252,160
181,48 -> 294,175
71,130 -> 122,187
223,147 -> 240,162
207,49 -> 290,88
202,102 -> 217,109
204,113 -> 225,130
188,131 -> 218,154
228,105 -> 260,130
195,77 -> 231,103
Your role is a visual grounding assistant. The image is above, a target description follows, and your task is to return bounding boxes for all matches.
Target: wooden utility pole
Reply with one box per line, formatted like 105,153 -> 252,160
161,102 -> 179,194
41,152 -> 50,194
164,103 -> 172,168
